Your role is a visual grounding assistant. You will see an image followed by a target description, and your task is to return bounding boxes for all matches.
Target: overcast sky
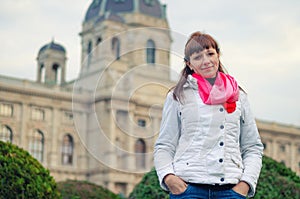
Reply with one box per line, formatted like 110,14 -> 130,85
1,0 -> 300,126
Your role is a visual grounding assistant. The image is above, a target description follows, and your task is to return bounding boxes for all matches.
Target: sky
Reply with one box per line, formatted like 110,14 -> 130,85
0,0 -> 300,126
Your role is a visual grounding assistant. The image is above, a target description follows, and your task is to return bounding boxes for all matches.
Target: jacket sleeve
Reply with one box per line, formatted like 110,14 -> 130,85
239,92 -> 264,197
154,92 -> 181,191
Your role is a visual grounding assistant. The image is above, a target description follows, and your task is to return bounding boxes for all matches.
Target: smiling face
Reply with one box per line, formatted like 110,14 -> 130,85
188,47 -> 219,78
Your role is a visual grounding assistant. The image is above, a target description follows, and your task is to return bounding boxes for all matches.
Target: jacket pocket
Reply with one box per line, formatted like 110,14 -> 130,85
231,155 -> 244,170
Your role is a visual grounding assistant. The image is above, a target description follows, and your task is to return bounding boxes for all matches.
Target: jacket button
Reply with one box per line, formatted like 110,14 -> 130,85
220,178 -> 225,182
219,158 -> 223,163
219,141 -> 224,146
219,107 -> 224,112
220,125 -> 224,129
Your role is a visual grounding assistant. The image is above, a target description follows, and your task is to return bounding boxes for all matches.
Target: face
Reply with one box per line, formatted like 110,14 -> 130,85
187,47 -> 219,78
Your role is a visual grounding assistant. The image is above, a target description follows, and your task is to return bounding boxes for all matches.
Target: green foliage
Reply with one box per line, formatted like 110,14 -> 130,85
129,156 -> 300,199
57,180 -> 123,199
129,168 -> 168,199
0,140 -> 60,199
254,156 -> 300,199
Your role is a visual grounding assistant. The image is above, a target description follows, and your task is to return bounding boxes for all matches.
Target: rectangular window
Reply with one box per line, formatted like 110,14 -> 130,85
0,103 -> 13,117
31,107 -> 45,121
63,111 -> 73,124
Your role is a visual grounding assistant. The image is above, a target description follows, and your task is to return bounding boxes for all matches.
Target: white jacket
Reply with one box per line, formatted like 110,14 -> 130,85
154,75 -> 264,197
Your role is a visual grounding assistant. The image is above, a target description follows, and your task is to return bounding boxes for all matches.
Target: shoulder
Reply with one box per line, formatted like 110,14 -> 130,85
239,90 -> 248,103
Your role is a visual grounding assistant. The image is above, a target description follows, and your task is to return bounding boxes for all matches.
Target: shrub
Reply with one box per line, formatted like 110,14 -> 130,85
129,156 -> 300,199
57,180 -> 123,199
254,156 -> 300,199
129,168 -> 168,199
0,141 -> 60,199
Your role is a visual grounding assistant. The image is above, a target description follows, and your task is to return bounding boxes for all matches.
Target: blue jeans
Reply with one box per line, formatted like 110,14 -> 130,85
169,183 -> 247,199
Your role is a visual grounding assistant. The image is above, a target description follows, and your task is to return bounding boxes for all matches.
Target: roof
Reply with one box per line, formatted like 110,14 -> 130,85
38,40 -> 66,54
84,0 -> 165,22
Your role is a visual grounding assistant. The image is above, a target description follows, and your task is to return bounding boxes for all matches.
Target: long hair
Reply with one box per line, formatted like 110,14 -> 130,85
172,31 -> 227,102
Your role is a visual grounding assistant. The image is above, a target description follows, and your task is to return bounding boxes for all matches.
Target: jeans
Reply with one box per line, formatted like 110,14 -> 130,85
169,183 -> 247,199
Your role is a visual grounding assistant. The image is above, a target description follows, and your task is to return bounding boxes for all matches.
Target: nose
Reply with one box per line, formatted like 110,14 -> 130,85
202,54 -> 210,65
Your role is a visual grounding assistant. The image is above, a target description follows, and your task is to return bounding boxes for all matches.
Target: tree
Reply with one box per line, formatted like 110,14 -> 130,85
129,156 -> 300,199
0,141 -> 60,199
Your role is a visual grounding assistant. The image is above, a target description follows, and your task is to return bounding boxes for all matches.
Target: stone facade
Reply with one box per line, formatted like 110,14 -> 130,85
0,0 -> 299,196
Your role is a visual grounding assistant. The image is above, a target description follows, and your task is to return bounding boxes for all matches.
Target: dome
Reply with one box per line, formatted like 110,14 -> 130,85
84,0 -> 165,22
38,40 -> 66,55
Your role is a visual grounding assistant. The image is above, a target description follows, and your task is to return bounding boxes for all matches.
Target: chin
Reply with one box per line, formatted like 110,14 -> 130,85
204,74 -> 216,78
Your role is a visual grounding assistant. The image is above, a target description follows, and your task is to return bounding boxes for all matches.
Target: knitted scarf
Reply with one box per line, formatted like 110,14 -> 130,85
192,72 -> 239,113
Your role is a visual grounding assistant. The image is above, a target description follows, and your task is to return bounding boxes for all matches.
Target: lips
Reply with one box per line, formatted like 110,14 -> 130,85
201,66 -> 213,70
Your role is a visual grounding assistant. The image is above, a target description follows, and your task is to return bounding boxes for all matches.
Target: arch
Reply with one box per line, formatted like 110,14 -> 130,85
135,139 -> 146,169
146,39 -> 155,64
52,63 -> 61,84
61,134 -> 74,165
0,124 -> 13,142
112,37 -> 120,60
28,129 -> 44,162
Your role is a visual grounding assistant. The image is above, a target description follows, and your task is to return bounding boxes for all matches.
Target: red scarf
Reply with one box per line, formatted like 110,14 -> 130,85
192,72 -> 239,113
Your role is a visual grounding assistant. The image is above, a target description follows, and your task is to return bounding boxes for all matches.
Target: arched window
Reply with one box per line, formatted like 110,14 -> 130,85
29,129 -> 44,162
0,125 -> 13,142
146,39 -> 155,64
61,134 -> 74,165
40,64 -> 45,83
52,63 -> 61,84
87,41 -> 93,67
135,139 -> 146,169
112,37 -> 120,60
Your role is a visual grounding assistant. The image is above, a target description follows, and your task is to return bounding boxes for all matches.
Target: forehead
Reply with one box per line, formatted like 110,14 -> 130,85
190,47 -> 216,56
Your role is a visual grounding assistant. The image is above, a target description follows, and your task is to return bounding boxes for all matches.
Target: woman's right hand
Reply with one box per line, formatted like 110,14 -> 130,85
164,174 -> 188,195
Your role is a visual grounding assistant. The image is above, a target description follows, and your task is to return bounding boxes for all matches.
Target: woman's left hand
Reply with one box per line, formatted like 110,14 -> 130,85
232,181 -> 250,197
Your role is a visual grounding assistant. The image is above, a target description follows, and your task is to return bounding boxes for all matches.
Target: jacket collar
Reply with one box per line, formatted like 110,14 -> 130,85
183,75 -> 198,90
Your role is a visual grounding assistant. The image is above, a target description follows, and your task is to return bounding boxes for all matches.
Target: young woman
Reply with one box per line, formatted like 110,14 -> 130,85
154,31 -> 263,199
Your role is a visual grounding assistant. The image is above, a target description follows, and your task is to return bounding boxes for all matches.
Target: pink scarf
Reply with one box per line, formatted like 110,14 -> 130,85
192,72 -> 239,113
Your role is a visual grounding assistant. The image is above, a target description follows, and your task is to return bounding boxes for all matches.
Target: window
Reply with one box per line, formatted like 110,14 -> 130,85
63,111 -> 73,123
280,144 -> 286,152
29,130 -> 44,162
112,37 -> 120,60
52,63 -> 61,84
146,39 -> 155,64
0,103 -> 13,117
135,139 -> 146,169
40,64 -> 45,83
138,119 -> 146,127
61,134 -> 74,165
31,107 -> 45,121
96,37 -> 102,45
115,182 -> 127,197
87,41 -> 92,67
0,125 -> 13,142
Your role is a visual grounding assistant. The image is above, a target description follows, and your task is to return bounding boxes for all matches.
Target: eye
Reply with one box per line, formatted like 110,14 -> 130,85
208,52 -> 215,56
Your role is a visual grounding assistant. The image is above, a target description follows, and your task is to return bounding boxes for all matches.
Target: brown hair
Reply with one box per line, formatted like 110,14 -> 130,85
172,31 -> 227,102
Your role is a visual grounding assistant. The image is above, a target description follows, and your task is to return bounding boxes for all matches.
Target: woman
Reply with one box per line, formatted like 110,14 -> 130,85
154,31 -> 263,198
